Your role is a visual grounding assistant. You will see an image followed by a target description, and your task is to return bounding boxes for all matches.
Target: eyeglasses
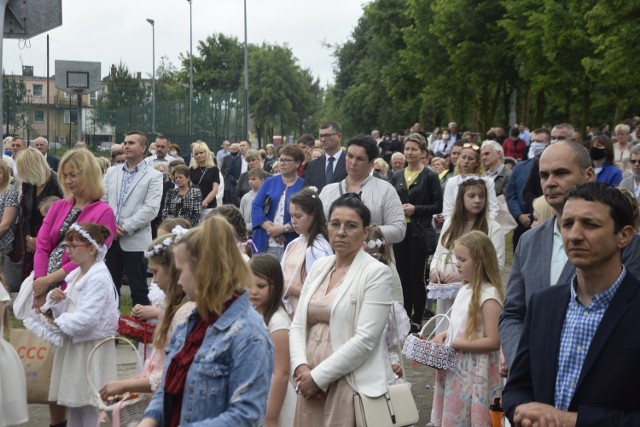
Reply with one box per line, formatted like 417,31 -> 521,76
62,242 -> 91,251
374,169 -> 382,173
463,143 -> 480,151
318,132 -> 339,139
278,158 -> 295,164
327,220 -> 363,235
61,172 -> 80,181
630,160 -> 640,165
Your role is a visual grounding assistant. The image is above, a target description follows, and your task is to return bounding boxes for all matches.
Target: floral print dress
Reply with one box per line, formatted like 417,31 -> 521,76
430,283 -> 503,426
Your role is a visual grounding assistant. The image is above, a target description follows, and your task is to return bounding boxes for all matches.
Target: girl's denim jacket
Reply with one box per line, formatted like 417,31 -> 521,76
143,292 -> 274,426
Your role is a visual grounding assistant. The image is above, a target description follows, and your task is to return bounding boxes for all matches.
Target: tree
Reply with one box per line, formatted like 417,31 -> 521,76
248,43 -> 320,145
94,63 -> 149,137
2,76 -> 29,136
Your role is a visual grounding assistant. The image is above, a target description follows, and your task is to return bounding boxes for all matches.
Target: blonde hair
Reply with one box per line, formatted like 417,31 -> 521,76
454,146 -> 485,176
176,216 -> 253,318
0,160 -> 11,192
454,231 -> 503,340
373,158 -> 389,176
95,156 -> 111,174
191,141 -> 215,168
532,196 -> 554,226
58,149 -> 105,200
16,148 -> 50,186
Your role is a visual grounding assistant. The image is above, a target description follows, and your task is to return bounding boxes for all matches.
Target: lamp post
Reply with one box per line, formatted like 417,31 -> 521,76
146,18 -> 156,134
187,0 -> 193,142
243,0 -> 249,141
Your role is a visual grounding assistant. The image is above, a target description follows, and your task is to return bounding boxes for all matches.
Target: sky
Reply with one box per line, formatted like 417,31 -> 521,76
2,0 -> 367,87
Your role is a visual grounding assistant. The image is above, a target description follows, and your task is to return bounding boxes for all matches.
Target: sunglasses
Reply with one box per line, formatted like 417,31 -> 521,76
463,143 -> 480,151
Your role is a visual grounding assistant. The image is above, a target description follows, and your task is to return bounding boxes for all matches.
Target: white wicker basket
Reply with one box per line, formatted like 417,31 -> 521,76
87,336 -> 149,426
402,314 -> 458,370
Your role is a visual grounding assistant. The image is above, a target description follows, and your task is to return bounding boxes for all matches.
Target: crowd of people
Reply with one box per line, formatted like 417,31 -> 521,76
1,116 -> 640,426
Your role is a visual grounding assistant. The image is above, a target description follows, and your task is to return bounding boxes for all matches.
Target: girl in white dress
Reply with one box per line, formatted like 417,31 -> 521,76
99,220 -> 195,406
430,230 -> 504,426
249,254 -> 296,427
281,187 -> 332,317
45,222 -> 119,427
0,278 -> 28,426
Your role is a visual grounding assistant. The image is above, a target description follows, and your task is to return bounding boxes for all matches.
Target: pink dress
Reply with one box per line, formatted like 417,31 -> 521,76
430,283 -> 503,426
294,276 -> 355,427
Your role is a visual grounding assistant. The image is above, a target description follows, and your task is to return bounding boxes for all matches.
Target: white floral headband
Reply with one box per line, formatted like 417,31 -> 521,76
70,223 -> 108,260
365,238 -> 385,249
144,225 -> 190,258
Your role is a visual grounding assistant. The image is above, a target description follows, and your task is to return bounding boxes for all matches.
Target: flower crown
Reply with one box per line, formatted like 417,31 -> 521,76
70,223 -> 108,260
308,186 -> 318,198
365,238 -> 385,249
144,225 -> 189,258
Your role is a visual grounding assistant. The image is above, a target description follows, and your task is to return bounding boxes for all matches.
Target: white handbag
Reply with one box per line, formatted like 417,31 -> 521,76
351,290 -> 419,427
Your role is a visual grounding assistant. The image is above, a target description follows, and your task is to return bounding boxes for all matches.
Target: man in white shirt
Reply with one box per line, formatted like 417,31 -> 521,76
145,135 -> 175,166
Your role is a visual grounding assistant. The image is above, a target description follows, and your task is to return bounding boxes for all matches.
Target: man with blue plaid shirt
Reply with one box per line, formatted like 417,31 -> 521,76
503,182 -> 640,426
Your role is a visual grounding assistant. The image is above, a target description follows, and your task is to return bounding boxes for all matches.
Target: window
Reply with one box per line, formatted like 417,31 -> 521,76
32,84 -> 43,97
64,110 -> 78,124
34,110 -> 45,122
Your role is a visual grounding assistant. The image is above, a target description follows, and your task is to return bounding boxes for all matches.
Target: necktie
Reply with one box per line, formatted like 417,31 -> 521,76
325,156 -> 335,184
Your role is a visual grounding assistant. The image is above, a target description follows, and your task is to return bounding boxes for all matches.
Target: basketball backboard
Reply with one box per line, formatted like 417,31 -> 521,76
55,60 -> 102,95
3,0 -> 62,39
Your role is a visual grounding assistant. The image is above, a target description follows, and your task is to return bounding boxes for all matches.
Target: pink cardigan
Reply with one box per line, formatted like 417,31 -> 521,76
34,198 -> 117,279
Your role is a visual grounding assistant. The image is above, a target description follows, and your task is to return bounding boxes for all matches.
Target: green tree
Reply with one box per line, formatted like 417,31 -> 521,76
2,76 -> 29,136
94,62 -> 149,137
248,43 -> 320,145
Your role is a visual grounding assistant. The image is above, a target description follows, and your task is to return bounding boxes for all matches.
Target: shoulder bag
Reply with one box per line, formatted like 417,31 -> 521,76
350,291 -> 419,426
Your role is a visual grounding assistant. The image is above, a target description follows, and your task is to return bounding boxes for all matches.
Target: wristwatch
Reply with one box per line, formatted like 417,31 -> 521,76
284,224 -> 292,233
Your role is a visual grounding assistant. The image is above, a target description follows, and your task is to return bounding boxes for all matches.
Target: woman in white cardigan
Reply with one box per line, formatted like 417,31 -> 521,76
290,194 -> 392,426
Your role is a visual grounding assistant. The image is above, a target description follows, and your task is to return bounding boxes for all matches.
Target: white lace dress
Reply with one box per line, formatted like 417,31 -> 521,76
0,285 -> 29,426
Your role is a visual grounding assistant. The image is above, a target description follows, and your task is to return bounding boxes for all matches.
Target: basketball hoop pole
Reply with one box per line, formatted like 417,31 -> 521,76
0,0 -> 10,148
76,90 -> 82,144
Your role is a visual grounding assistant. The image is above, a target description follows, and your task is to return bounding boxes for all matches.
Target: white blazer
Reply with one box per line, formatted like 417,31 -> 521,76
290,249 -> 392,398
103,161 -> 163,252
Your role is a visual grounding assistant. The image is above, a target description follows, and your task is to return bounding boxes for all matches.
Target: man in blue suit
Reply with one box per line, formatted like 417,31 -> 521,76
505,128 -> 550,252
303,121 -> 346,191
503,182 -> 640,426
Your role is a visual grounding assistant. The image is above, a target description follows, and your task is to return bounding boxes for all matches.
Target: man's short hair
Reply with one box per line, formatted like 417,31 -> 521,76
532,128 -> 551,141
481,140 -> 504,159
346,135 -> 378,162
630,144 -> 640,157
125,131 -> 148,146
296,134 -> 315,148
553,123 -> 575,139
391,152 -> 405,162
565,182 -> 633,233
156,134 -> 170,144
319,120 -> 342,133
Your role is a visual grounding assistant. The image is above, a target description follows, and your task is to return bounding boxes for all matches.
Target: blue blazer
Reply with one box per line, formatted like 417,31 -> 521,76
503,272 -> 640,425
251,175 -> 304,253
596,162 -> 623,186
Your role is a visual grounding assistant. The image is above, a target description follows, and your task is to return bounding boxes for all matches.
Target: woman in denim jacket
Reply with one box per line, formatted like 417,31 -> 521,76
139,216 -> 274,427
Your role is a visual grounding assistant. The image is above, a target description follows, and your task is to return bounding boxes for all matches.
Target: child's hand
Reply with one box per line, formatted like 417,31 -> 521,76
441,271 -> 461,283
431,331 -> 447,344
132,304 -> 161,321
49,288 -> 66,301
429,268 -> 441,283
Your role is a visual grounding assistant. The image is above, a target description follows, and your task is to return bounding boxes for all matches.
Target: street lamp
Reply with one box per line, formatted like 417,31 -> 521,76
243,0 -> 249,141
146,18 -> 156,134
187,0 -> 193,142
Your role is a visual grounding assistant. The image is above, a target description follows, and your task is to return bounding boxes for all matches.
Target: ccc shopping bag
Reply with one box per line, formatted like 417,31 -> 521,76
9,328 -> 54,403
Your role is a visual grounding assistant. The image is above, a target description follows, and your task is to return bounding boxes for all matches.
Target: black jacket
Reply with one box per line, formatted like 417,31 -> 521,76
389,167 -> 443,248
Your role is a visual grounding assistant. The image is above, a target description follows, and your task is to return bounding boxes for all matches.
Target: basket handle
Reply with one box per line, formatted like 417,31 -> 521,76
86,335 -> 143,409
418,314 -> 451,340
